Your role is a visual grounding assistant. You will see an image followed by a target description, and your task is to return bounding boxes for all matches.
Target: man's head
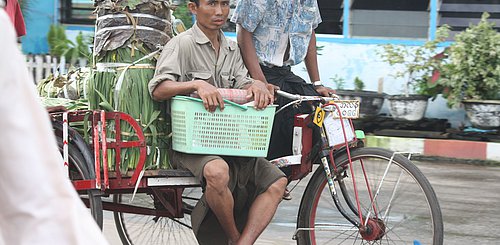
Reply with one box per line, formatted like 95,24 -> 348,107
188,0 -> 229,31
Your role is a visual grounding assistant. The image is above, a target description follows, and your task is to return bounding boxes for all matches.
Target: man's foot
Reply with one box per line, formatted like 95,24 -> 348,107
283,188 -> 292,200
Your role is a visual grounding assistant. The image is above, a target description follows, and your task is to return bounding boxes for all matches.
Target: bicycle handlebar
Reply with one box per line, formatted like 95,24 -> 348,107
275,90 -> 338,102
275,90 -> 302,100
274,90 -> 339,115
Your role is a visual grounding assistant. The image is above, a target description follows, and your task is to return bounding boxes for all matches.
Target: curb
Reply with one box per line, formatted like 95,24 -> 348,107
365,135 -> 500,163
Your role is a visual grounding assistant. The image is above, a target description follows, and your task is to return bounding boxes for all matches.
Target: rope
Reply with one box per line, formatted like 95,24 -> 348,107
95,25 -> 169,38
95,63 -> 155,72
97,13 -> 171,24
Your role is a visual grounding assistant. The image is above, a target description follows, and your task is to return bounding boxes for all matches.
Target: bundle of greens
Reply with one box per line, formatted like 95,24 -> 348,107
89,0 -> 173,172
37,68 -> 91,100
41,97 -> 89,111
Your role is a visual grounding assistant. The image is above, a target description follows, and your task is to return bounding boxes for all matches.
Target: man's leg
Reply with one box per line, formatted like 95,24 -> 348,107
237,177 -> 287,244
203,159 -> 241,243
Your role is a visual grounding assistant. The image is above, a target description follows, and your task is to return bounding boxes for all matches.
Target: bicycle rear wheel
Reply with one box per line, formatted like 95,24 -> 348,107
114,188 -> 200,245
297,147 -> 443,245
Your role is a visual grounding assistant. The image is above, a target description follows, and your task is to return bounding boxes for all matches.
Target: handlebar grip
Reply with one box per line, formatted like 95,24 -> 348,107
276,90 -> 301,100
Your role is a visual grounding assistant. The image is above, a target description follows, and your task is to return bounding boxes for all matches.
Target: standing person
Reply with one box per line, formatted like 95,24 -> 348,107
231,0 -> 335,162
0,7 -> 109,245
149,0 -> 287,244
4,0 -> 26,37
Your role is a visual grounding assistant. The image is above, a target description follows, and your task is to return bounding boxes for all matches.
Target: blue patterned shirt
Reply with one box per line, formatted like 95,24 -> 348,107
231,0 -> 322,67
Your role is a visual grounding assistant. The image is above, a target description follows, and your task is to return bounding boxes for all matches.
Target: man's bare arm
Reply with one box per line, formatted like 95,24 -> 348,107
304,31 -> 335,96
152,80 -> 225,112
304,31 -> 320,83
237,25 -> 267,83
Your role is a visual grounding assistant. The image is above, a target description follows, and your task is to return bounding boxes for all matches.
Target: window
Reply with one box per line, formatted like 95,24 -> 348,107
60,0 -> 95,25
348,0 -> 431,39
315,0 -> 432,39
439,0 -> 500,37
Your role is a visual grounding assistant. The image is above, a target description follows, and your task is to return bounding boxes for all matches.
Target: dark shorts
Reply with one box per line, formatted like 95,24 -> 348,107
170,151 -> 286,244
171,151 -> 285,194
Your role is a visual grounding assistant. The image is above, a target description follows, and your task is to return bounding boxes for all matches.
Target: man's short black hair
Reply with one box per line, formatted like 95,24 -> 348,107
189,0 -> 199,6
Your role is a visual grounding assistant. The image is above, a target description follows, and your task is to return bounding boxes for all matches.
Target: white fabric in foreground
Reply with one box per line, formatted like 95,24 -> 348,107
0,10 -> 109,245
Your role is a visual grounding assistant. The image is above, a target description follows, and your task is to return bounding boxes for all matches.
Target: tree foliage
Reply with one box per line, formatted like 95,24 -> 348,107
354,76 -> 365,91
172,3 -> 193,29
47,25 -> 91,66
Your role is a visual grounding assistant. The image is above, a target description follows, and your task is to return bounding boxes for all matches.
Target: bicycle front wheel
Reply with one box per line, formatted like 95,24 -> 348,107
114,188 -> 200,245
297,147 -> 443,245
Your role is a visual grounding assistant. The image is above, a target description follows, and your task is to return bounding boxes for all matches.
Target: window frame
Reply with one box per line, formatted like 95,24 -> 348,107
337,0 -> 438,43
59,0 -> 95,25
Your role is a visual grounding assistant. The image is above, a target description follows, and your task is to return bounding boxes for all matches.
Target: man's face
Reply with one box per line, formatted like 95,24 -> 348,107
189,0 -> 230,31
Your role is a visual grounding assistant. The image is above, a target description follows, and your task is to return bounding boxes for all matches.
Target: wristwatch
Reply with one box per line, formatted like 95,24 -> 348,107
313,80 -> 322,87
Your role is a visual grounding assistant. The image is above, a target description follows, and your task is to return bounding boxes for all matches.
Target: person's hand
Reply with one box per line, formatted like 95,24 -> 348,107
315,85 -> 336,98
267,83 -> 279,100
246,80 -> 274,109
195,80 -> 224,112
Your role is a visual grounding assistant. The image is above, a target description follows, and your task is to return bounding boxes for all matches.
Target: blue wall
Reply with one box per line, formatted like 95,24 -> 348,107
22,0 -> 57,54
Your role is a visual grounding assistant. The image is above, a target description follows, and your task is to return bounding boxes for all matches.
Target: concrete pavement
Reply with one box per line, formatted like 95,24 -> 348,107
101,160 -> 500,244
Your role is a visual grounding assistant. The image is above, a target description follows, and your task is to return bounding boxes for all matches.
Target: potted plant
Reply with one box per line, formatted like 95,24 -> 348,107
378,26 -> 449,121
333,75 -> 386,118
437,13 -> 500,129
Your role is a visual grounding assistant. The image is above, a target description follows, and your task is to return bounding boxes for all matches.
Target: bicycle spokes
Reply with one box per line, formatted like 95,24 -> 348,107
298,148 -> 442,244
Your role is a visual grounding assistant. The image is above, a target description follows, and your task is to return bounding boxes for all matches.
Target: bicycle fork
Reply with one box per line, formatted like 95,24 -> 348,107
319,155 -> 360,228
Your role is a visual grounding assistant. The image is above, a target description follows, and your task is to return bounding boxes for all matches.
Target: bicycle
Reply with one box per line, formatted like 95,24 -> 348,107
51,90 -> 443,244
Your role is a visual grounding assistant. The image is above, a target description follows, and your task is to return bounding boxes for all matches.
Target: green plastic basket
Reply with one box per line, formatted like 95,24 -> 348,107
171,96 -> 276,157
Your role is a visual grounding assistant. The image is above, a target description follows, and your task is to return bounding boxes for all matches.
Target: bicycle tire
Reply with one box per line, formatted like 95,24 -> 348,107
296,147 -> 443,245
56,138 -> 104,229
113,188 -> 200,245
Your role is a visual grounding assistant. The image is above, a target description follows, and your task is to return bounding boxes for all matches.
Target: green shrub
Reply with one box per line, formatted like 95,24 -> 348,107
438,13 -> 500,107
